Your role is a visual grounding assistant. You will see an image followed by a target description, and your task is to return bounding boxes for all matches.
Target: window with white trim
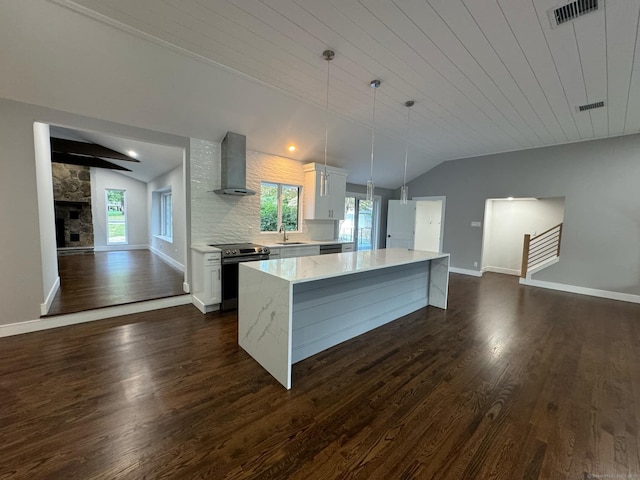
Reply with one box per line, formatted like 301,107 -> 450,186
260,182 -> 300,232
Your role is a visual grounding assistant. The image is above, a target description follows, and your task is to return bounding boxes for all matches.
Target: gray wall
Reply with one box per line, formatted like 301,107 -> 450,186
407,134 -> 640,295
346,183 -> 395,249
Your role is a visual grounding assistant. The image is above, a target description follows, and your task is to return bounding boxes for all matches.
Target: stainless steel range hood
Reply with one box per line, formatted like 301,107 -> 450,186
214,132 -> 256,196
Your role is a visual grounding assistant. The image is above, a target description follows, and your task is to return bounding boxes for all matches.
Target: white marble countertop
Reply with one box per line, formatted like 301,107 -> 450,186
191,244 -> 221,253
241,248 -> 449,284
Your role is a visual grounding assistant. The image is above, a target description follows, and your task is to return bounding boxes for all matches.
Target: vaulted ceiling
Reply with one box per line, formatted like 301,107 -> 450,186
15,1 -> 640,187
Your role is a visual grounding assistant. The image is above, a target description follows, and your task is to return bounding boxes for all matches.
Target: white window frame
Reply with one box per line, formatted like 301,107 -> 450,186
105,188 -> 128,245
160,191 -> 173,241
260,181 -> 302,233
153,186 -> 173,243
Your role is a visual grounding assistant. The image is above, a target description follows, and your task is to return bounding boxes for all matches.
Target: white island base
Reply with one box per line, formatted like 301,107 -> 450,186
238,248 -> 449,389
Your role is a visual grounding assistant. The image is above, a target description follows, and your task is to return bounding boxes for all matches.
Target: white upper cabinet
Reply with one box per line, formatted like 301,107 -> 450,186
303,163 -> 348,220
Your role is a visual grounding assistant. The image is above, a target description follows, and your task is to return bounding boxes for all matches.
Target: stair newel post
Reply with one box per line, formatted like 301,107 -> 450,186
521,234 -> 531,278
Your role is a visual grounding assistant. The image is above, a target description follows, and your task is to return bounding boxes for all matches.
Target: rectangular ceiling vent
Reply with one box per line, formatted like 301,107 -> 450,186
576,100 -> 605,112
550,0 -> 599,27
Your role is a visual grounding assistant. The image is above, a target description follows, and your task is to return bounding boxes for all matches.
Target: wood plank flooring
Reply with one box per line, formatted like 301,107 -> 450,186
2,273 -> 639,479
47,250 -> 185,316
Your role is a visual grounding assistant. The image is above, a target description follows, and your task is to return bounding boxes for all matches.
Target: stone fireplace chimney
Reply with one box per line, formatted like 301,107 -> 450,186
51,163 -> 94,253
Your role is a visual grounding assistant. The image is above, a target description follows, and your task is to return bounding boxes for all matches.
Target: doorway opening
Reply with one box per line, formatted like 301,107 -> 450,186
386,197 -> 445,252
36,122 -> 188,316
339,193 -> 381,250
481,196 -> 565,276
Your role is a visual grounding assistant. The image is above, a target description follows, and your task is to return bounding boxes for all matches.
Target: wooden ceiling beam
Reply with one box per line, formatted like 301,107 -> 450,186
51,152 -> 132,172
50,138 -> 139,162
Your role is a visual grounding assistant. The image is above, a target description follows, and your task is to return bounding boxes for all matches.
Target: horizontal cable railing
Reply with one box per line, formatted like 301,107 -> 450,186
521,223 -> 563,278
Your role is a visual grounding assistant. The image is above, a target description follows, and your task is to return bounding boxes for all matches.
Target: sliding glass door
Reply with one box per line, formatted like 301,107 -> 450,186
339,194 -> 380,251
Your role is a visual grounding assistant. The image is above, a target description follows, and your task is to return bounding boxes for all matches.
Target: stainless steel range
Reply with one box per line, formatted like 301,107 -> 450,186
209,243 -> 270,310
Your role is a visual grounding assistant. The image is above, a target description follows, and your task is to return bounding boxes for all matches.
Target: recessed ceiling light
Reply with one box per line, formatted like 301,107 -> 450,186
127,150 -> 138,158
507,197 -> 514,201
288,145 -> 296,152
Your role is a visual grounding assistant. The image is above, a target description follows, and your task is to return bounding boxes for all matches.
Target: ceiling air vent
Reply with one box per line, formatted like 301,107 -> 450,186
576,100 -> 605,112
550,0 -> 600,27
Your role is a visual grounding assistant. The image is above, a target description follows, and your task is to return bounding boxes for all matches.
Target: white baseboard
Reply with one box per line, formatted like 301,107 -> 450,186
149,246 -> 185,272
183,282 -> 190,293
519,278 -> 640,304
483,266 -> 520,276
40,276 -> 61,316
94,244 -> 148,252
449,267 -> 483,277
0,295 -> 193,338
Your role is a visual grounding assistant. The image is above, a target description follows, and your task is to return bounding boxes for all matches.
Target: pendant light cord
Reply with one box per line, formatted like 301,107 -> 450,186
370,80 -> 380,180
403,103 -> 412,187
324,53 -> 331,172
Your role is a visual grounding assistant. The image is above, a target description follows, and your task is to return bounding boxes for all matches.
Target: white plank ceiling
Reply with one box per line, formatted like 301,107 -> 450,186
49,0 -> 640,187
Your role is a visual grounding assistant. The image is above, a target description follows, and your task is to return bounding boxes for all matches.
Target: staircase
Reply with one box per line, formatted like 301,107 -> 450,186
521,223 -> 563,278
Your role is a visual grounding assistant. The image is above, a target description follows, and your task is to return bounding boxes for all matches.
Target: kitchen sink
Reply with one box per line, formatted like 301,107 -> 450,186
276,242 -> 306,245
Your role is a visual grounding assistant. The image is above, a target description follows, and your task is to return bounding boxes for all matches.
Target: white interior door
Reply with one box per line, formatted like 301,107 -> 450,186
414,200 -> 442,252
386,200 -> 416,249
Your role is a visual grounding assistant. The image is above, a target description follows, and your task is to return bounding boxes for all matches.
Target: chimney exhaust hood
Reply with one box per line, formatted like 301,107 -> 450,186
214,132 -> 256,196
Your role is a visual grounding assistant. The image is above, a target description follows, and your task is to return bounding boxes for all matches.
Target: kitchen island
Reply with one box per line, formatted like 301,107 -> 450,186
238,248 -> 449,389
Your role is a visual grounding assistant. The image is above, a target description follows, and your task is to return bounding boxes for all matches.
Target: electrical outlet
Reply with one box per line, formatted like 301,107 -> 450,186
471,221 -> 482,228
473,261 -> 478,267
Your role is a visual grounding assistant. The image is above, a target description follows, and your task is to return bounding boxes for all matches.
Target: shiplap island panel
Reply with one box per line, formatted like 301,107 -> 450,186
238,248 -> 450,389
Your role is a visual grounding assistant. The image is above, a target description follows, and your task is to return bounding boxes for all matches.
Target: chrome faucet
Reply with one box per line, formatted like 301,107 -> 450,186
279,224 -> 288,242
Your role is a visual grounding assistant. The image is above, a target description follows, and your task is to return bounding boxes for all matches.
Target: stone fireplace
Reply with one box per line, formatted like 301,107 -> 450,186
51,163 -> 94,252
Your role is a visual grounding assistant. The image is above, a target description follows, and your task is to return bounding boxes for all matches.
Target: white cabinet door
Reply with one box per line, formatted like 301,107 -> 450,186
204,264 -> 221,304
192,250 -> 221,313
386,200 -> 416,249
303,163 -> 348,220
304,169 -> 331,219
202,253 -> 221,304
329,174 -> 347,220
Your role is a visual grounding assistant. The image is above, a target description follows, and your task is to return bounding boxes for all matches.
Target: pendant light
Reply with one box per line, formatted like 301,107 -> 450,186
367,79 -> 381,201
400,100 -> 414,205
320,49 -> 334,197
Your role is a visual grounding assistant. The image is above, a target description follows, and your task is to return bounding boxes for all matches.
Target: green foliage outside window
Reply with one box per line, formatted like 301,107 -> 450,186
260,183 -> 278,231
260,182 -> 300,232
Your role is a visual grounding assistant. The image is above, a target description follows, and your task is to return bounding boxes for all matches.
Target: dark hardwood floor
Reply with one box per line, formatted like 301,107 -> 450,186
2,273 -> 639,479
47,250 -> 185,316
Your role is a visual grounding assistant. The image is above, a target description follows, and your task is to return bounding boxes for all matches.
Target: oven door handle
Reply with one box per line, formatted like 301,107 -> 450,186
221,255 -> 270,265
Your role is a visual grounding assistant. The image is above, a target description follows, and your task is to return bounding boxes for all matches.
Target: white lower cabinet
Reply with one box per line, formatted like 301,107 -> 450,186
192,250 -> 221,314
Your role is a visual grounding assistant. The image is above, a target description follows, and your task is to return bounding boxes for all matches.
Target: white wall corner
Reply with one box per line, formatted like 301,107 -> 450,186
40,276 -> 61,316
449,267 -> 483,277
